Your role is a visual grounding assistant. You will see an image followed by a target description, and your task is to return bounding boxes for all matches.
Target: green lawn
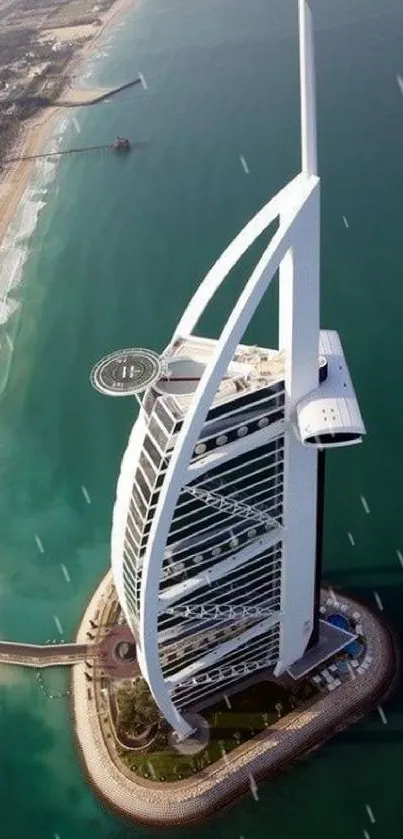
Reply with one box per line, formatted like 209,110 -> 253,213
115,677 -> 319,782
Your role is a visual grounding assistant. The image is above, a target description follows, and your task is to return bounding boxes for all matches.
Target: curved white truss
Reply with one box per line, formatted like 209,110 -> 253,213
139,173 -> 320,735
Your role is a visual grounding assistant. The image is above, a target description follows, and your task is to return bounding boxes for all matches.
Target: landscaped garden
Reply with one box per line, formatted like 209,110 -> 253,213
111,675 -> 319,782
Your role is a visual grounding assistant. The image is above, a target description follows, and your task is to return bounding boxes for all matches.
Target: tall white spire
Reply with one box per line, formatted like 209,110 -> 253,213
299,0 -> 318,176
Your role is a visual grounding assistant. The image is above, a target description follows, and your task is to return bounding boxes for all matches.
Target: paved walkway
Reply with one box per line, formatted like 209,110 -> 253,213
97,623 -> 138,678
72,577 -> 398,827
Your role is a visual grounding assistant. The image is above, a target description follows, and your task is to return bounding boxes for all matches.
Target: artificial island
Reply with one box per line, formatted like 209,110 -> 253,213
2,0 -> 396,828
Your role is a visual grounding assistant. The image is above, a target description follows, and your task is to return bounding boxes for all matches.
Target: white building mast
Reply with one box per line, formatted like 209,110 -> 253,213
299,0 -> 317,177
93,0 -> 365,740
277,0 -> 320,673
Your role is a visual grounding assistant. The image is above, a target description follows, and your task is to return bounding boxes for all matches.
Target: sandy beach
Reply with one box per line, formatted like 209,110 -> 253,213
0,0 -> 137,250
40,24 -> 99,43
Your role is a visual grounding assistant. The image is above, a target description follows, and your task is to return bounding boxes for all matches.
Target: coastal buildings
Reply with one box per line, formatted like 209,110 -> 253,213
92,0 -> 366,740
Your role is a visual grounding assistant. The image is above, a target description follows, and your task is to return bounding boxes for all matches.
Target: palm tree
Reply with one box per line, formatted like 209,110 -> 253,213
117,680 -> 160,737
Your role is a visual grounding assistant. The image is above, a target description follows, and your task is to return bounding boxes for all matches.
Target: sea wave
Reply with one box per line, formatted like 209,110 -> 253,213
0,111 -> 73,326
0,239 -> 31,327
0,110 -> 74,400
0,185 -> 51,327
80,48 -> 111,84
12,194 -> 46,245
54,116 -> 71,139
0,0 -> 129,379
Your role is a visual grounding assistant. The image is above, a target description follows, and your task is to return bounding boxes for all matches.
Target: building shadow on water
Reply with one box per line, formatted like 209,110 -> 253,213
327,564 -> 403,578
328,727 -> 403,746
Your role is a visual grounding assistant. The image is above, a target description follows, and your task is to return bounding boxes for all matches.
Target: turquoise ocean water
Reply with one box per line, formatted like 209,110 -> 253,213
1,0 -> 403,836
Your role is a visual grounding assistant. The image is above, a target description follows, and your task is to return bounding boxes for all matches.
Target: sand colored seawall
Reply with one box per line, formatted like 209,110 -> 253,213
72,575 -> 398,828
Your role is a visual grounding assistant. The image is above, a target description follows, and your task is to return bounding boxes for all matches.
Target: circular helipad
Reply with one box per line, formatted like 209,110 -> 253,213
90,348 -> 162,396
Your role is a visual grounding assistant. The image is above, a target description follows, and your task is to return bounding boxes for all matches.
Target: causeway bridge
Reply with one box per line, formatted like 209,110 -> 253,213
0,640 -> 95,668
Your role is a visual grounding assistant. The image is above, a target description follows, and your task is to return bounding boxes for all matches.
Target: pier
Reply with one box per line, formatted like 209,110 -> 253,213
3,137 -> 140,165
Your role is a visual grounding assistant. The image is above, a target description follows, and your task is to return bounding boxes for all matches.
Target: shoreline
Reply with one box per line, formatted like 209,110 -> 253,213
0,0 -> 137,257
72,579 -> 398,828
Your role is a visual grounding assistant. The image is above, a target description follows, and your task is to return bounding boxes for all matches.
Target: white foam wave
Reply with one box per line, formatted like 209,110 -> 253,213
14,196 -> 46,243
93,49 -> 110,61
55,116 -> 71,137
0,148 -> 59,326
0,6 -> 124,331
0,244 -> 27,325
36,158 -> 57,186
76,64 -> 96,85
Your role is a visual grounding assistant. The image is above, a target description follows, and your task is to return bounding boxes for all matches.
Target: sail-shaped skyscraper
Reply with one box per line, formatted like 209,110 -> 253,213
92,0 -> 366,740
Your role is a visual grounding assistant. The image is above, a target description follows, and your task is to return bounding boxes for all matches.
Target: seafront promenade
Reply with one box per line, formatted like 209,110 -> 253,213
72,574 -> 398,827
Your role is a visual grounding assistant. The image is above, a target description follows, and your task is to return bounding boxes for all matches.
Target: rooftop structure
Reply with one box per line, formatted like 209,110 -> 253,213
91,0 -> 366,740
112,136 -> 131,152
